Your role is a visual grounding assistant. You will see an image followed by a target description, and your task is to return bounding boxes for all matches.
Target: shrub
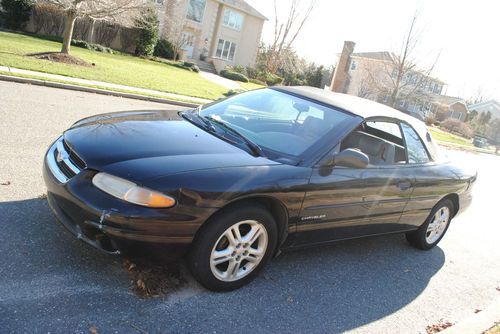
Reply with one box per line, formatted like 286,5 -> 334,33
0,0 -> 34,30
257,71 -> 283,86
424,116 -> 436,126
223,89 -> 245,97
71,39 -> 113,53
154,38 -> 175,59
135,8 -> 158,56
220,69 -> 249,83
441,118 -> 473,138
249,78 -> 267,86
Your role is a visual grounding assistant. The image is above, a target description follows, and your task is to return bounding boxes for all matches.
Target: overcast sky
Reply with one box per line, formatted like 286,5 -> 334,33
246,0 -> 499,101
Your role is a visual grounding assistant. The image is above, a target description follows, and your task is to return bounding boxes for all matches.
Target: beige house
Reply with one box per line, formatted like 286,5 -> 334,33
330,42 -> 468,120
157,0 -> 266,73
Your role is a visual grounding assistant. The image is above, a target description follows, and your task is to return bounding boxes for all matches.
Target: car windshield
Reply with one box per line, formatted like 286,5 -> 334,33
199,89 -> 352,157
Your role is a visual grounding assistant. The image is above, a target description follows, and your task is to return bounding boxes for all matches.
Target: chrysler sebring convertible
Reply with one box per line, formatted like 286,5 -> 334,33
43,87 -> 476,291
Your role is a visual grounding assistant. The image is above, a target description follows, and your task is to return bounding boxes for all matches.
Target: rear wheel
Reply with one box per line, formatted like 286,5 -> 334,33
406,199 -> 454,250
188,204 -> 277,291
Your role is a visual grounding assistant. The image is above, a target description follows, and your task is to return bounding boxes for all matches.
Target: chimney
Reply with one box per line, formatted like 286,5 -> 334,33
330,41 -> 356,93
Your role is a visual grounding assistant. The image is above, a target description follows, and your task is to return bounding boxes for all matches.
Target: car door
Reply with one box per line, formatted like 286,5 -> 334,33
290,120 -> 415,247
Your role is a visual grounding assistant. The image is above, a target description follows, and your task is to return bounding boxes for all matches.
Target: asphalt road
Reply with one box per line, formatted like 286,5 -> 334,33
1,81 -> 499,334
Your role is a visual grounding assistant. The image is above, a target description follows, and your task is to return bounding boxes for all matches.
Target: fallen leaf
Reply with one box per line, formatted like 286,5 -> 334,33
286,296 -> 294,303
474,309 -> 481,313
404,268 -> 411,273
1,181 -> 11,186
89,325 -> 98,334
426,319 -> 454,334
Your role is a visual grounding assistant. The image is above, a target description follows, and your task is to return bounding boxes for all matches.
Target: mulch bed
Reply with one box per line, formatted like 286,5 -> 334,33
27,52 -> 94,67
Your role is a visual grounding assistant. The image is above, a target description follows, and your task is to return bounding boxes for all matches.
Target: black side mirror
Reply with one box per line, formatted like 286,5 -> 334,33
332,148 -> 369,168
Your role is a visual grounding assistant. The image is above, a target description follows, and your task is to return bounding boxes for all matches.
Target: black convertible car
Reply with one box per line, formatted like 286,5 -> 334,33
44,87 -> 476,291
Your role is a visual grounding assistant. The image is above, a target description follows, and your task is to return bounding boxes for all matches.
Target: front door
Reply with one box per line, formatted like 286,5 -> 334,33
182,32 -> 195,59
290,119 -> 415,247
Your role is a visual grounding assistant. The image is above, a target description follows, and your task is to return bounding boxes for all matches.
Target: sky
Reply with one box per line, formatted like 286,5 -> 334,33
246,0 -> 500,101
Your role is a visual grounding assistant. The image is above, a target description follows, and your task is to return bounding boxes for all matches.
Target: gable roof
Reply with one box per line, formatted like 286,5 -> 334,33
219,0 -> 267,20
431,95 -> 465,107
468,100 -> 500,119
351,51 -> 394,62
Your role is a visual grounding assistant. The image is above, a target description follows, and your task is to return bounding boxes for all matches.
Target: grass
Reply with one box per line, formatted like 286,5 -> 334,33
0,31 -> 229,100
240,81 -> 266,91
0,70 -> 203,105
429,127 -> 473,147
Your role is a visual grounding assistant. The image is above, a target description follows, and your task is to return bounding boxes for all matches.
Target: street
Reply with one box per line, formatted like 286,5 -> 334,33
1,81 -> 499,333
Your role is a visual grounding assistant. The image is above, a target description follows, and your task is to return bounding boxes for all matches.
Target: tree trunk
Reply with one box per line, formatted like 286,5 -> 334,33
61,10 -> 77,54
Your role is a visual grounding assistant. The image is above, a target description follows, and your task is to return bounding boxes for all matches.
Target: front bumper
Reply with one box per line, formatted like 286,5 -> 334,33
43,139 -> 202,257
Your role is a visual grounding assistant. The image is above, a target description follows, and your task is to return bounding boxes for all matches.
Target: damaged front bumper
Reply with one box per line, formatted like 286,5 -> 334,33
43,141 -> 198,257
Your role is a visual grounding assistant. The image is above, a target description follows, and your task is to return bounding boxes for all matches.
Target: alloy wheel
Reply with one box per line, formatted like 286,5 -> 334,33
210,220 -> 268,282
425,206 -> 450,244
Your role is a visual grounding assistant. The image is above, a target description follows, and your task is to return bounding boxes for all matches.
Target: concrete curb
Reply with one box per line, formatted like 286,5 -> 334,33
441,298 -> 500,334
0,74 -> 201,108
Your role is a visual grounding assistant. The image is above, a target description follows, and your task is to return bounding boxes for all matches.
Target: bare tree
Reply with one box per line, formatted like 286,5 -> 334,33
466,86 -> 490,105
162,0 -> 187,60
45,0 -> 149,54
362,12 -> 439,108
265,0 -> 318,74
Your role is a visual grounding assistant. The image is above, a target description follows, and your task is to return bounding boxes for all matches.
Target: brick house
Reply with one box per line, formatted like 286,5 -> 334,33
156,0 -> 266,73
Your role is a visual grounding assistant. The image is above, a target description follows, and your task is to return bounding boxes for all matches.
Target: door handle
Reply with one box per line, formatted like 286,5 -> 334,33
398,181 -> 412,191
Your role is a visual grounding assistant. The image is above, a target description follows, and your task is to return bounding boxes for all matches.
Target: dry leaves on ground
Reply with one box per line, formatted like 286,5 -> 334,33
426,319 -> 454,334
124,258 -> 186,299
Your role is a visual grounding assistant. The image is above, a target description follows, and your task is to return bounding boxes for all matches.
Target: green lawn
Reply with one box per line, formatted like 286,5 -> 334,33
0,31 -> 229,100
429,128 -> 473,147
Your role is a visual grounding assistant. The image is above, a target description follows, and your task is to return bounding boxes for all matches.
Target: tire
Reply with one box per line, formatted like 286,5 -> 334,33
187,204 -> 278,291
406,199 -> 454,250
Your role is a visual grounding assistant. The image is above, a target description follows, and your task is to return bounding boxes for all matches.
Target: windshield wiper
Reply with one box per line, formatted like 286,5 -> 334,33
182,110 -> 216,132
205,116 -> 265,157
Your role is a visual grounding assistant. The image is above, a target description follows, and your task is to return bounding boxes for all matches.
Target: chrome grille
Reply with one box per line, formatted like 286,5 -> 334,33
47,137 -> 85,183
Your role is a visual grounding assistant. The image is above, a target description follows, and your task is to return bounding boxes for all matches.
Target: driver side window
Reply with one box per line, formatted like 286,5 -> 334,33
341,121 -> 406,166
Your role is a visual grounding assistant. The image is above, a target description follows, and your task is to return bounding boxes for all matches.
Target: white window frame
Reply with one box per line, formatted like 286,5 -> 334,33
215,39 -> 237,61
222,8 -> 244,31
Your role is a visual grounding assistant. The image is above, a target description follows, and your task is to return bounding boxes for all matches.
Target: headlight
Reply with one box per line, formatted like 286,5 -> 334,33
92,173 -> 176,208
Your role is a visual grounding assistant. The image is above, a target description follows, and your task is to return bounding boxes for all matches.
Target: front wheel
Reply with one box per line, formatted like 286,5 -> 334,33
188,204 -> 277,291
406,199 -> 454,250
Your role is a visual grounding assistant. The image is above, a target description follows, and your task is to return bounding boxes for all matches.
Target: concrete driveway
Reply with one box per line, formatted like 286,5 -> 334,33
1,81 -> 499,333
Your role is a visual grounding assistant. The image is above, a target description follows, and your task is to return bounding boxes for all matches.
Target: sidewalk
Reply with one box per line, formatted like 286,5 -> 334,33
0,65 -> 213,105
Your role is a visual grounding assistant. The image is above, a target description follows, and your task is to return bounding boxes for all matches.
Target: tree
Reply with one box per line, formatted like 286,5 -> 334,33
134,6 -> 158,56
362,11 -> 439,108
161,0 -> 187,60
264,0 -> 318,74
0,0 -> 33,29
45,0 -> 149,54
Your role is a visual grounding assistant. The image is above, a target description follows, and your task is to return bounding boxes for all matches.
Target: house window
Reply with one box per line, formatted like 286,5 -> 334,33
216,39 -> 236,61
187,0 -> 206,23
223,8 -> 244,31
350,60 -> 357,70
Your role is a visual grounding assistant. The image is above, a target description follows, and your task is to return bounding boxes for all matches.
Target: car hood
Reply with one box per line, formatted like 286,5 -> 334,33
64,111 -> 280,183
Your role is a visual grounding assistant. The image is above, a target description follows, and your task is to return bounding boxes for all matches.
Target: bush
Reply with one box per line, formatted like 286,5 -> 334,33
249,78 -> 267,86
223,89 -> 245,97
71,40 -> 113,53
424,116 -> 436,126
220,69 -> 249,83
135,8 -> 158,56
154,38 -> 175,60
256,71 -> 283,86
441,118 -> 473,138
0,0 -> 33,30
